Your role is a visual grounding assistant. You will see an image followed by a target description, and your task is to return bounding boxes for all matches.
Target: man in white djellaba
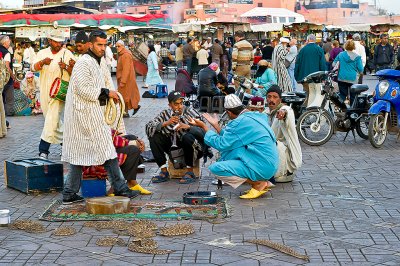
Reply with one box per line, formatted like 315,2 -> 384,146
61,30 -> 138,204
264,85 -> 302,182
32,30 -> 76,158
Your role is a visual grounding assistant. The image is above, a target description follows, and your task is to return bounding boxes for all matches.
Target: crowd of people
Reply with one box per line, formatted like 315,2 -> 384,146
1,28 -> 400,202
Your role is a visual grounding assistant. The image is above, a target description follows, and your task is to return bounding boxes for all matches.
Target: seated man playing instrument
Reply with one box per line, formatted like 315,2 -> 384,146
145,91 -> 207,184
189,94 -> 278,199
264,85 -> 302,182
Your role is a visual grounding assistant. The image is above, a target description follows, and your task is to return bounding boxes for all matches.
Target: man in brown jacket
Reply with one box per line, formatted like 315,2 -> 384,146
116,40 -> 140,117
211,38 -> 223,67
183,38 -> 196,75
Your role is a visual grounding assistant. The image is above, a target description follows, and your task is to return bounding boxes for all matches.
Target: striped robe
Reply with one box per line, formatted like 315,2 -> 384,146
62,54 -> 117,166
272,44 -> 292,92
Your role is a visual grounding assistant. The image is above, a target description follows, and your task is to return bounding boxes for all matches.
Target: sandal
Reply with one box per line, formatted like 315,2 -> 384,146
179,171 -> 197,184
151,171 -> 170,183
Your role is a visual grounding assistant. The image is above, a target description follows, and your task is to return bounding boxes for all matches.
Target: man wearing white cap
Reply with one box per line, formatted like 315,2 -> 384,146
272,37 -> 292,92
189,94 -> 279,199
32,30 -> 76,158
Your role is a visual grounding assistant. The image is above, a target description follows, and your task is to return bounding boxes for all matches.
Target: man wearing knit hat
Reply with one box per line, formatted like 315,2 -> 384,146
265,85 -> 302,182
247,96 -> 265,112
145,91 -> 207,184
189,94 -> 278,199
74,31 -> 89,55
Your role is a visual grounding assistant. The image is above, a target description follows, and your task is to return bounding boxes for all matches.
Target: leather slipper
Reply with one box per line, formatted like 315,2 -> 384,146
239,188 -> 267,199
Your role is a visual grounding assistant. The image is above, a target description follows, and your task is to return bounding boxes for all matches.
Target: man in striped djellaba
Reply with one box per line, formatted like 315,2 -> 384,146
61,30 -> 138,204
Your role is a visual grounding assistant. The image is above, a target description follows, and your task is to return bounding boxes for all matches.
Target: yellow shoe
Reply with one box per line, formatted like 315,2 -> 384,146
243,187 -> 271,194
239,188 -> 267,199
130,184 -> 152,195
108,193 -> 115,197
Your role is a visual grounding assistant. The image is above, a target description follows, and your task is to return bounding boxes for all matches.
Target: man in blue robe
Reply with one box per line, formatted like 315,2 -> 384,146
189,94 -> 278,199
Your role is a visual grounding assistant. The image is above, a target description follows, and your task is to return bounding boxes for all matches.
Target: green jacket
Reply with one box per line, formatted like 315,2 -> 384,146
294,43 -> 326,82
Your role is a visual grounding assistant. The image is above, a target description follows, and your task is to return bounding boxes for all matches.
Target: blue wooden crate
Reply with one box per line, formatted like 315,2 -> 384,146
4,158 -> 63,194
81,179 -> 106,198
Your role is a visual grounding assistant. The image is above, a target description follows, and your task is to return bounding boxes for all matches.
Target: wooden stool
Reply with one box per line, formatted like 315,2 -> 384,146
167,159 -> 201,179
212,96 -> 225,114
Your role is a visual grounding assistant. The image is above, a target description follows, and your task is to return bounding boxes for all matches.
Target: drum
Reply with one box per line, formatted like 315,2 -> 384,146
49,77 -> 68,102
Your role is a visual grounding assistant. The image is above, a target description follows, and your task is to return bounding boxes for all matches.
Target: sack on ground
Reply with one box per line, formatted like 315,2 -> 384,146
168,147 -> 186,169
142,90 -> 157,98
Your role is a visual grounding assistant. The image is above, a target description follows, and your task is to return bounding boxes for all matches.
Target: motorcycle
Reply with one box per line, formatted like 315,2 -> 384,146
368,69 -> 400,148
296,71 -> 373,146
234,75 -> 306,117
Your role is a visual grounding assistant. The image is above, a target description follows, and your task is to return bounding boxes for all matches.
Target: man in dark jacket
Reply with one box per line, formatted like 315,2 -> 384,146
262,39 -> 274,61
294,34 -> 326,105
374,34 -> 394,71
198,63 -> 221,97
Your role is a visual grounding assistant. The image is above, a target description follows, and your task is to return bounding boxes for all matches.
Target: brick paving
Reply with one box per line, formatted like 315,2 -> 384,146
0,75 -> 400,265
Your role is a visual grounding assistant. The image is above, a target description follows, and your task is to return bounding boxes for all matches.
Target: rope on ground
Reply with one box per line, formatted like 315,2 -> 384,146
104,91 -> 125,135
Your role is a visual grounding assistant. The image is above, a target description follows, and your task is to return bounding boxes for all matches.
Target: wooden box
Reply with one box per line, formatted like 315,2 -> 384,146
168,159 -> 201,179
4,158 -> 64,194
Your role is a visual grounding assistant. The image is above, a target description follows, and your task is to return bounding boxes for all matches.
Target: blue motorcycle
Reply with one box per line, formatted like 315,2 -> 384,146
368,69 -> 400,148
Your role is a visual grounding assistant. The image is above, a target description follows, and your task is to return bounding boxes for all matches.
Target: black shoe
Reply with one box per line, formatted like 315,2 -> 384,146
133,105 -> 141,115
115,188 -> 140,198
62,194 -> 84,205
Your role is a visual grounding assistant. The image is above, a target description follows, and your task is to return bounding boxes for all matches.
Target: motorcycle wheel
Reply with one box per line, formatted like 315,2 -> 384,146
355,115 -> 369,140
368,113 -> 387,148
296,109 -> 334,146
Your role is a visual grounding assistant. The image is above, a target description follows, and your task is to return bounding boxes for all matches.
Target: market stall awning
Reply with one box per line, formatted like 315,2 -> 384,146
172,23 -> 202,33
326,24 -> 371,32
250,23 -> 284,32
284,22 -> 324,33
240,7 -> 305,23
0,13 -> 169,28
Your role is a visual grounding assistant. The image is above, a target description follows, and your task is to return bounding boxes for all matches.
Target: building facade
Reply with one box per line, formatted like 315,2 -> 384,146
183,0 -> 297,23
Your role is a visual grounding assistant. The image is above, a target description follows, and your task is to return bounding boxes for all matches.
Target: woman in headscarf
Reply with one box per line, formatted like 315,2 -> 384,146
143,44 -> 163,89
21,71 -> 42,114
272,37 -> 292,92
252,60 -> 277,97
13,81 -> 32,116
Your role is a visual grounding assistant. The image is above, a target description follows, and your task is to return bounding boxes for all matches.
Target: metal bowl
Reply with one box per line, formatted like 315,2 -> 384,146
183,191 -> 217,205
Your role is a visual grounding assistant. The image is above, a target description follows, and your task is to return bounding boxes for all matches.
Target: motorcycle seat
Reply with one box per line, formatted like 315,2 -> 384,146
350,84 -> 369,95
294,91 -> 306,98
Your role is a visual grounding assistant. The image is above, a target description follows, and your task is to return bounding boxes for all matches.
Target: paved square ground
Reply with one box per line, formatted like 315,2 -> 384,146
0,75 -> 399,265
